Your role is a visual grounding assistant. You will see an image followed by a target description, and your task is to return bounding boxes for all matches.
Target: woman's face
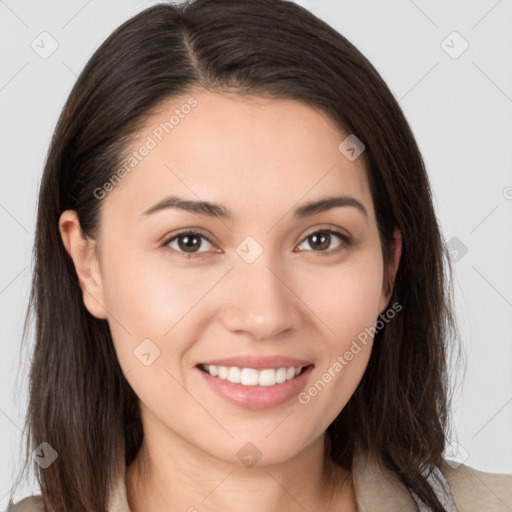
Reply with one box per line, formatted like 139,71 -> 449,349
64,91 -> 399,466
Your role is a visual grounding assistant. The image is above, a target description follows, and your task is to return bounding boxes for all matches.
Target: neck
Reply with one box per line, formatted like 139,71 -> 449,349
125,430 -> 354,512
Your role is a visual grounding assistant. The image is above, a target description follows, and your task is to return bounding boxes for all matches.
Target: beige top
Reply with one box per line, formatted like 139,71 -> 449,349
8,445 -> 512,511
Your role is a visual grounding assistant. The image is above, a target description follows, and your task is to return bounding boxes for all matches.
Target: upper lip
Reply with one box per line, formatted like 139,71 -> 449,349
197,356 -> 313,370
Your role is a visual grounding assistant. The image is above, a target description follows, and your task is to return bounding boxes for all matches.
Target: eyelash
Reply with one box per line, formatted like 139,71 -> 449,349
161,228 -> 352,259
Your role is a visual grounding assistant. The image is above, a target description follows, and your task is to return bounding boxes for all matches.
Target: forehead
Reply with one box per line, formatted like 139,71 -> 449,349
101,91 -> 374,224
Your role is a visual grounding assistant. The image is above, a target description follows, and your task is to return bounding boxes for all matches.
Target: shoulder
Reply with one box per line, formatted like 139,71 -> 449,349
440,460 -> 512,511
6,495 -> 44,512
352,443 -> 512,512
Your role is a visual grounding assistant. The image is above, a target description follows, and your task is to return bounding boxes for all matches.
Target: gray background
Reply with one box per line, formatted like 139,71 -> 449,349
1,0 -> 511,504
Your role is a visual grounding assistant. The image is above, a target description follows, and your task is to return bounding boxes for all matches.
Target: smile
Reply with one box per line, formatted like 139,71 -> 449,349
196,357 -> 314,409
200,364 -> 306,387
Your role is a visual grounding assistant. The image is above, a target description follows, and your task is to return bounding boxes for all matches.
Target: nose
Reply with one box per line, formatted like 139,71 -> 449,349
219,258 -> 302,341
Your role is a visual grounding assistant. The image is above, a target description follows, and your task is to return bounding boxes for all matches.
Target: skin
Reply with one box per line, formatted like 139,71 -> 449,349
59,90 -> 401,512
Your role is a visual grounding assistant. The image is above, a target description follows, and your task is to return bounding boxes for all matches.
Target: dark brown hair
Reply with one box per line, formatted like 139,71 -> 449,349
11,0 -> 461,510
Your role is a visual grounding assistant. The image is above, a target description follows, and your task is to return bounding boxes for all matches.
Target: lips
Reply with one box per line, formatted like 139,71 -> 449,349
196,355 -> 314,409
197,355 -> 313,371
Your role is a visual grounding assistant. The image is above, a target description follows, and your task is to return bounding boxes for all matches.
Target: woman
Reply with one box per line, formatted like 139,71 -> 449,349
8,1 -> 511,511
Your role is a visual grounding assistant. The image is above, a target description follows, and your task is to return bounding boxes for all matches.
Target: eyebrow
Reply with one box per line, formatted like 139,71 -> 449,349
141,194 -> 368,220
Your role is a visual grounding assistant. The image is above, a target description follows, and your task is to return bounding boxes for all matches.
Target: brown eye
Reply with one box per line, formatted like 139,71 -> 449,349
307,231 -> 331,251
296,229 -> 349,253
177,234 -> 202,252
165,231 -> 215,254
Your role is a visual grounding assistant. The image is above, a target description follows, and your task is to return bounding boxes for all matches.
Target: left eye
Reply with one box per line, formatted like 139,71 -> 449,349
296,230 -> 347,252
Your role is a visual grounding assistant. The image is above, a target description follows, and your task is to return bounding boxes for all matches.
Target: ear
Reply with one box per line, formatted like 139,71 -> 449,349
378,227 -> 402,314
59,210 -> 108,319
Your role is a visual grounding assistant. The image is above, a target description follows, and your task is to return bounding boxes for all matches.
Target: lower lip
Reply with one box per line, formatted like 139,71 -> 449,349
197,365 -> 314,410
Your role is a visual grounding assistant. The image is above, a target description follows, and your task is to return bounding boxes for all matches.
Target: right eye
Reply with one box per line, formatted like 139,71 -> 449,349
162,230 -> 219,256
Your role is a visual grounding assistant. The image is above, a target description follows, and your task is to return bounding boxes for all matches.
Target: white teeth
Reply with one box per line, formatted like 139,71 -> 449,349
228,366 -> 241,384
258,369 -> 276,387
276,367 -> 287,384
240,368 -> 259,386
202,365 -> 305,387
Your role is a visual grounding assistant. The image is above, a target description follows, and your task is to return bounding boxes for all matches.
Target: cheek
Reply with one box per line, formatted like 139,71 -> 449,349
99,248 -> 229,378
101,247 -> 218,333
297,281 -> 380,431
292,249 -> 382,422
296,248 -> 385,333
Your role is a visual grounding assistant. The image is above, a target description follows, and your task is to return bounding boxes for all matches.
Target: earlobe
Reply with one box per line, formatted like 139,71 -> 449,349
378,227 -> 402,314
58,210 -> 108,320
